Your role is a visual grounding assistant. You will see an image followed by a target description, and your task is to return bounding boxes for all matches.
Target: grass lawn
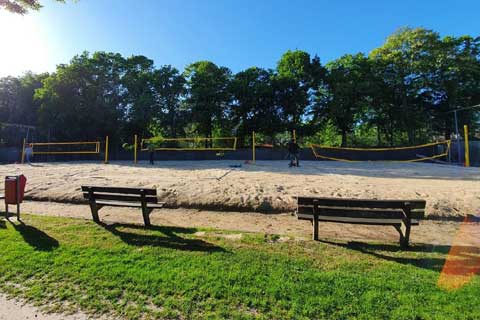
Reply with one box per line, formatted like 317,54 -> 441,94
0,214 -> 479,320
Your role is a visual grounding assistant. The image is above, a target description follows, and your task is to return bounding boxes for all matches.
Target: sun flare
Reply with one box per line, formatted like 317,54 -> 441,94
0,11 -> 49,77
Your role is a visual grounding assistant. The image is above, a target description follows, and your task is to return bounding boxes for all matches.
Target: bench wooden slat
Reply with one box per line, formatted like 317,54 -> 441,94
81,185 -> 164,227
296,195 -> 426,248
297,205 -> 425,219
81,186 -> 157,195
297,196 -> 426,210
96,200 -> 165,208
296,213 -> 420,225
82,193 -> 158,203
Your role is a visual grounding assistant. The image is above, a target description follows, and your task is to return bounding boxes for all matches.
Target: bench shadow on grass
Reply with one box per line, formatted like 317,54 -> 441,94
320,240 -> 478,273
98,222 -> 226,253
0,213 -> 59,251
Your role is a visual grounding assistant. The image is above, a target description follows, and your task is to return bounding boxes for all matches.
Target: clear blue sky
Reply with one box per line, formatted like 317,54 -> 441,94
1,0 -> 479,76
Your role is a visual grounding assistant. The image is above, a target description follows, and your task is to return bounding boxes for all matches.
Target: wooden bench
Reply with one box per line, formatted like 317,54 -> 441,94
82,186 -> 165,226
296,196 -> 426,247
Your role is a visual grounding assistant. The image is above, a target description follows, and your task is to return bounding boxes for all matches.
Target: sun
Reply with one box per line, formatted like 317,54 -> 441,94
0,11 -> 49,77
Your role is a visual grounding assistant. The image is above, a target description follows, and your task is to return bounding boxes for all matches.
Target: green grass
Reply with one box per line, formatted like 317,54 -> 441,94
0,214 -> 479,319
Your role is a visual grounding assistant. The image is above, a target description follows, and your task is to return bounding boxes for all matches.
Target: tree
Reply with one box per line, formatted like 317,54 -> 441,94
274,50 -> 325,138
120,55 -> 158,139
369,27 -> 440,145
35,52 -> 125,142
229,67 -> 279,146
0,72 -> 47,145
183,61 -> 231,142
0,0 -> 66,14
323,53 -> 371,146
152,66 -> 186,138
428,35 -> 480,138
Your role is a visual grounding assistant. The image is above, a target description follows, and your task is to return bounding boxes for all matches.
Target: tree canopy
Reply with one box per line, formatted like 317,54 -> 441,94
1,27 -> 479,149
0,0 -> 66,14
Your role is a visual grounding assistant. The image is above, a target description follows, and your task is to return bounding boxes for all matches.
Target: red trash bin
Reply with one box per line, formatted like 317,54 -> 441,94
5,175 -> 27,204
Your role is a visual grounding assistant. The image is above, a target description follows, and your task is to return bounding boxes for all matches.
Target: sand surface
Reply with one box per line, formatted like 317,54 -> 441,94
1,160 -> 480,218
0,294 -> 103,320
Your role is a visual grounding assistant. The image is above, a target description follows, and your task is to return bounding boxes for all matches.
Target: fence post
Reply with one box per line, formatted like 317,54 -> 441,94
252,131 -> 255,164
21,138 -> 26,164
464,125 -> 470,167
134,134 -> 138,164
104,136 -> 109,164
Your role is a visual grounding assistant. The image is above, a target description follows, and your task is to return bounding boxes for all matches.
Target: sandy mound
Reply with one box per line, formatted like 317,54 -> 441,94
1,160 -> 479,218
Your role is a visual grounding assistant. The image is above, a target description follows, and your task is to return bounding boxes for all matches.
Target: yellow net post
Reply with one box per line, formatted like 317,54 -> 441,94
134,134 -> 138,164
293,129 -> 296,143
21,138 -> 26,164
464,125 -> 470,167
104,136 -> 109,164
252,131 -> 256,163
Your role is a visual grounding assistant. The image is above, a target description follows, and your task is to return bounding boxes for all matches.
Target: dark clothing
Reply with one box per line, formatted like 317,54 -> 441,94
287,141 -> 300,167
287,141 -> 300,154
149,151 -> 154,165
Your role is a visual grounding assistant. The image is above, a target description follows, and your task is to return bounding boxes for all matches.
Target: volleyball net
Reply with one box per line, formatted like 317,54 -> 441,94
140,137 -> 238,151
28,141 -> 101,155
310,140 -> 451,162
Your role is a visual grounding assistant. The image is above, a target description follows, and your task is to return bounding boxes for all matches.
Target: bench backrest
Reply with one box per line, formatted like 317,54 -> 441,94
297,196 -> 426,220
82,186 -> 158,203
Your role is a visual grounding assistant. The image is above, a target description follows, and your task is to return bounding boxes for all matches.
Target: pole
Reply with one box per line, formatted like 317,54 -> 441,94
104,136 -> 109,164
293,129 -> 296,143
252,131 -> 255,164
464,125 -> 470,167
134,134 -> 138,164
21,138 -> 26,164
453,110 -> 461,163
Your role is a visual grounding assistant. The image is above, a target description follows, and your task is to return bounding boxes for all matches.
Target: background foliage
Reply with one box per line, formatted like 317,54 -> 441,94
1,27 -> 479,149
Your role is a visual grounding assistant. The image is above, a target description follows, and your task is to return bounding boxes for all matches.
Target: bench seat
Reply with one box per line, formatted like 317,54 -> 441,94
296,196 -> 426,247
82,186 -> 164,226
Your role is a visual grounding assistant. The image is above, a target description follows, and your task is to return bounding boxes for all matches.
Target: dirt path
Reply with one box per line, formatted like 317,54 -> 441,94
0,294 -> 98,320
20,201 -> 480,246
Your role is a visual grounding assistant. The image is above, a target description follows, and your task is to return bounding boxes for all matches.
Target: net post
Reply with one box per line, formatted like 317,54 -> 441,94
134,134 -> 138,164
21,138 -> 26,164
293,129 -> 296,143
464,125 -> 470,167
104,136 -> 109,164
252,131 -> 255,164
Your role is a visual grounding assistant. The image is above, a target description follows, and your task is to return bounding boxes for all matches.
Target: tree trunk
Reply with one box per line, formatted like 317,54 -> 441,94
341,129 -> 347,147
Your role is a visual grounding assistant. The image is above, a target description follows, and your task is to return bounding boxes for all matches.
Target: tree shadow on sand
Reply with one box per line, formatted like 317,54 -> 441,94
321,240 -> 480,273
98,222 -> 226,253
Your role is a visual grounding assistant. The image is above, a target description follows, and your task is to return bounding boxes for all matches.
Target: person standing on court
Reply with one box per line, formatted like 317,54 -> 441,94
148,142 -> 155,165
287,139 -> 300,167
24,143 -> 33,164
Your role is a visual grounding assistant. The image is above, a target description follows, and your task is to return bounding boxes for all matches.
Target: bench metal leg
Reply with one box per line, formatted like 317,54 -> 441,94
394,221 -> 411,248
312,200 -> 320,241
89,202 -> 100,223
312,213 -> 319,241
142,208 -> 152,227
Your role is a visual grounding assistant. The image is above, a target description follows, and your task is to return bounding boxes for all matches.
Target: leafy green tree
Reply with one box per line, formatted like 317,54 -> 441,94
369,27 -> 440,145
183,61 -> 231,142
428,35 -> 480,138
0,0 -> 67,14
35,52 -> 125,142
322,53 -> 371,146
0,73 -> 47,145
274,50 -> 325,138
229,67 -> 279,146
152,65 -> 186,138
120,55 -> 158,139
